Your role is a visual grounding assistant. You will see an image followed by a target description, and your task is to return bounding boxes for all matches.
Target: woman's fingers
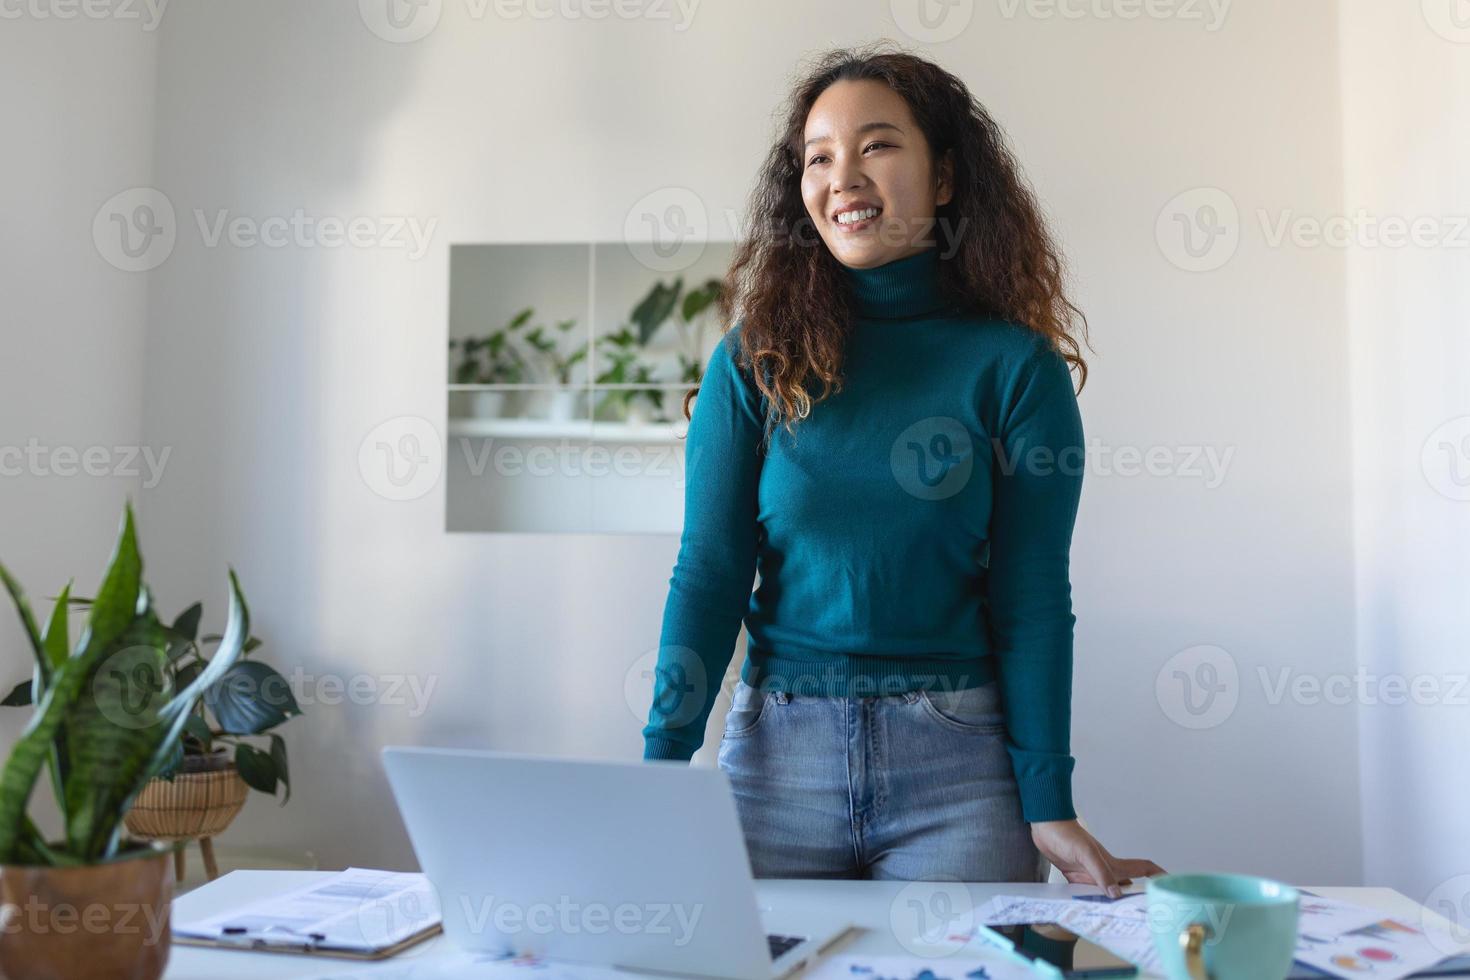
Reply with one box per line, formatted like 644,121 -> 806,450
1113,858 -> 1167,879
1079,844 -> 1122,897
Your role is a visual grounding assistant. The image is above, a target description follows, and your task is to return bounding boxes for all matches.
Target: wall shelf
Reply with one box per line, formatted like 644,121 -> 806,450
447,417 -> 686,444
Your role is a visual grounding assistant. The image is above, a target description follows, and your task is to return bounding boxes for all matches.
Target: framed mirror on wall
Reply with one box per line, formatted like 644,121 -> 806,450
446,242 -> 737,534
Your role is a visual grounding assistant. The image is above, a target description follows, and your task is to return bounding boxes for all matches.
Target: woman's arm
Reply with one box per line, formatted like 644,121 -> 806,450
985,339 -> 1085,823
642,326 -> 766,761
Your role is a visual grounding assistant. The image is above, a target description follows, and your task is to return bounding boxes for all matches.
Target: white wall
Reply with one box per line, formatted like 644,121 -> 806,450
7,0 -> 1417,890
0,13 -> 159,828
1339,4 -> 1470,906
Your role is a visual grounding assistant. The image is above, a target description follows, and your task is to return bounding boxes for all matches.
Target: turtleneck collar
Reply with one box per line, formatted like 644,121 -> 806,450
839,247 -> 953,320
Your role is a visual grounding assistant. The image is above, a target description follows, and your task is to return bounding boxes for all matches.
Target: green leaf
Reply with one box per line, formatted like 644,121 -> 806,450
680,279 -> 721,322
269,733 -> 290,805
171,603 -> 202,642
134,568 -> 252,791
183,713 -> 213,748
0,504 -> 144,863
0,563 -> 49,689
2,680 -> 32,706
205,661 -> 300,735
234,742 -> 277,795
73,504 -> 144,667
62,641 -> 172,858
41,583 -> 72,673
631,279 -> 682,346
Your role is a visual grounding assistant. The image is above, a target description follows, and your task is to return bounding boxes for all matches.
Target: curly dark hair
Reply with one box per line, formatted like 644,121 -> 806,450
680,41 -> 1092,449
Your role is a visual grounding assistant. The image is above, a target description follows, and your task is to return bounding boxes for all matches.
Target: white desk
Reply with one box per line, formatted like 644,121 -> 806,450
165,870 -> 1457,979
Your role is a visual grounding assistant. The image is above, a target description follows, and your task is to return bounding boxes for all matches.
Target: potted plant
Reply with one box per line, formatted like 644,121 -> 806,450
521,316 -> 588,421
0,502 -> 252,980
629,275 -> 723,387
449,307 -> 534,418
593,326 -> 664,424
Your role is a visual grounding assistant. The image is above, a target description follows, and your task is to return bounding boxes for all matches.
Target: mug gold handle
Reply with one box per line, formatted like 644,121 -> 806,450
1178,922 -> 1211,980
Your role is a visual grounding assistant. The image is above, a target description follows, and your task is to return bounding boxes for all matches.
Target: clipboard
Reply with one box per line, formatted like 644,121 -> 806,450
173,920 -> 443,960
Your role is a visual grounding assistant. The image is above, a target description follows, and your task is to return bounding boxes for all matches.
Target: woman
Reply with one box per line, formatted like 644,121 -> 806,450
641,43 -> 1163,893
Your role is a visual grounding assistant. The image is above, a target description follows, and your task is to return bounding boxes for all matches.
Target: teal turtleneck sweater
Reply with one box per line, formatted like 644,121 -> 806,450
641,247 -> 1085,823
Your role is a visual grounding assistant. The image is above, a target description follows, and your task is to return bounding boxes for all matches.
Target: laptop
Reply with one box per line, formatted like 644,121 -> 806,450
381,746 -> 853,979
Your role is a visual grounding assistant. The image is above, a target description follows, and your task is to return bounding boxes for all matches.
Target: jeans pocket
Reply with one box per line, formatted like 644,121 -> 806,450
722,679 -> 773,738
918,682 -> 1006,734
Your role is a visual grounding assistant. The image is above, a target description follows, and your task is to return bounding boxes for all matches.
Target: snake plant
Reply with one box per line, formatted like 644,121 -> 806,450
0,502 -> 250,866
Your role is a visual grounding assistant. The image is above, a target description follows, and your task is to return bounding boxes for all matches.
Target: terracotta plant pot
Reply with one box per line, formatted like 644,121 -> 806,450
123,753 -> 248,842
0,839 -> 175,980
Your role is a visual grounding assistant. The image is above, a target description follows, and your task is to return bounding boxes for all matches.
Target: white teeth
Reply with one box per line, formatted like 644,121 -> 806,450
837,207 -> 879,225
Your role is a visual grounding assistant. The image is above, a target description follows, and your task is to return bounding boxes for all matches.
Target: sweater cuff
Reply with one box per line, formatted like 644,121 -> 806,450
1007,746 -> 1077,823
643,736 -> 696,763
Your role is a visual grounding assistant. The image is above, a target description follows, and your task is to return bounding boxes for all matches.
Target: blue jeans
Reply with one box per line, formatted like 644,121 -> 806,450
716,678 -> 1045,882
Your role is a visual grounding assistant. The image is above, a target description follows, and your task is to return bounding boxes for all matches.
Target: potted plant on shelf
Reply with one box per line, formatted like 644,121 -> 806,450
449,307 -> 534,418
0,502 -> 252,980
521,316 -> 588,421
629,275 -> 723,387
594,326 -> 664,425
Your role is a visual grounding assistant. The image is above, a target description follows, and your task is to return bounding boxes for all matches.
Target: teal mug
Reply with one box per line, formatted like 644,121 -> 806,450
1146,873 -> 1300,980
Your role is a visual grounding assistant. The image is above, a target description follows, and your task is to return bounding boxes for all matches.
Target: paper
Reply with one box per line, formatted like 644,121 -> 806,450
978,893 -> 1147,926
1294,890 -> 1393,941
1053,905 -> 1162,975
1294,916 -> 1469,980
800,952 -> 1039,980
175,867 -> 441,953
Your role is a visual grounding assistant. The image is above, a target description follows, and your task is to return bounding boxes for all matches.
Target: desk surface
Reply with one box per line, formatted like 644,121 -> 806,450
164,870 -> 1447,979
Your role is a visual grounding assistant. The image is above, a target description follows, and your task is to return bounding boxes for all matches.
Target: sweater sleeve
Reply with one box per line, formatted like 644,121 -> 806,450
986,340 -> 1085,822
642,327 -> 766,762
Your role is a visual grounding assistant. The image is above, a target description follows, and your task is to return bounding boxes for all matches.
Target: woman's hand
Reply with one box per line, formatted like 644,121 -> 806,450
1031,819 -> 1166,897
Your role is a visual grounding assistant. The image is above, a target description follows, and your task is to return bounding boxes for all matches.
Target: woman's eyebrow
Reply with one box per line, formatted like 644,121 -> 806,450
803,121 -> 904,149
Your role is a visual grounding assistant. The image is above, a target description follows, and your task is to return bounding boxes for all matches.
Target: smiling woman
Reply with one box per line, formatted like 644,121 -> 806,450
640,42 -> 1164,891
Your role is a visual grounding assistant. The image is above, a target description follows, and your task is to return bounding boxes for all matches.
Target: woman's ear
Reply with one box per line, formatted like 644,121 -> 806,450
936,148 -> 955,208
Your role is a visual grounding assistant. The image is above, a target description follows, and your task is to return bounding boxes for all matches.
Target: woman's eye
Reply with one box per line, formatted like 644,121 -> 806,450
807,143 -> 891,167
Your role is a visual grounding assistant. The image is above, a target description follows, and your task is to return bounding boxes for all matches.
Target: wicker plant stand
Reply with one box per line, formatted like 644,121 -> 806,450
124,754 -> 249,882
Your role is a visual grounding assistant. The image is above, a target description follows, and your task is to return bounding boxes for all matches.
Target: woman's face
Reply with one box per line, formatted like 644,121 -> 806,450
800,78 -> 953,270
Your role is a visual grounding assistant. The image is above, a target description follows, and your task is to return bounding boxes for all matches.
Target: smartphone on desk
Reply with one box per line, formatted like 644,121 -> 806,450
989,922 -> 1138,978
